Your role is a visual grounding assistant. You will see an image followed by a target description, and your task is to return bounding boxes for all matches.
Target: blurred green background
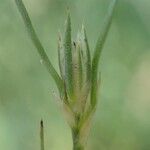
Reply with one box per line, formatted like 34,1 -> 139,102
0,0 -> 150,149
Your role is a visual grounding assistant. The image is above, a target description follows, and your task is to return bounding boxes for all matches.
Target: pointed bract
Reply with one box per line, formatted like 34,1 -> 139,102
64,12 -> 74,99
78,49 -> 83,89
81,25 -> 91,84
58,32 -> 65,80
91,0 -> 117,108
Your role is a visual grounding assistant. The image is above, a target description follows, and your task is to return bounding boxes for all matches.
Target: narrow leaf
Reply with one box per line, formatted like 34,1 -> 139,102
64,12 -> 74,98
78,48 -> 83,89
91,0 -> 117,108
58,32 -> 65,80
15,0 -> 63,93
72,42 -> 81,99
72,40 -> 84,113
81,25 -> 91,83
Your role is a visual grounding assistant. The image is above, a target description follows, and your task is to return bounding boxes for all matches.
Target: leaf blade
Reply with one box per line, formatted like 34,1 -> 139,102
15,0 -> 63,93
58,32 -> 65,80
91,0 -> 117,108
81,25 -> 91,84
64,12 -> 74,98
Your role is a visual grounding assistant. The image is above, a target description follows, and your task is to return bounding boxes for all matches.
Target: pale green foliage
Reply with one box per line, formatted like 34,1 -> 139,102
15,0 -> 117,149
64,13 -> 74,99
91,0 -> 118,108
15,0 -> 63,93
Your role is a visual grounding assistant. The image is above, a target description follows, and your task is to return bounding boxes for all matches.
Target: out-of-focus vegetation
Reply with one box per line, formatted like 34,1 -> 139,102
0,0 -> 150,149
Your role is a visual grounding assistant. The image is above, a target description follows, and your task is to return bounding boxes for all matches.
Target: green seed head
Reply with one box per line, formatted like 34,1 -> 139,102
58,0 -> 117,113
58,15 -> 92,114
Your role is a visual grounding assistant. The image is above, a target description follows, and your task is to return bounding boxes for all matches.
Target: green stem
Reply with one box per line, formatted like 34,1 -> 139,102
71,113 -> 87,150
72,128 -> 84,150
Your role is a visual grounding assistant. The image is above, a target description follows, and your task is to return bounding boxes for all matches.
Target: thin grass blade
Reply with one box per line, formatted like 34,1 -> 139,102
91,0 -> 117,108
81,25 -> 91,83
58,33 -> 65,80
64,12 -> 74,99
15,0 -> 63,93
72,42 -> 81,99
78,49 -> 83,89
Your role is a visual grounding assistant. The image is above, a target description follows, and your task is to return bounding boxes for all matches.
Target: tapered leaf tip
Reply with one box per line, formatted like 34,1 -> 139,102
109,0 -> 118,12
15,0 -> 21,5
40,119 -> 43,127
64,8 -> 71,36
66,7 -> 71,23
113,0 -> 118,5
66,6 -> 70,12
